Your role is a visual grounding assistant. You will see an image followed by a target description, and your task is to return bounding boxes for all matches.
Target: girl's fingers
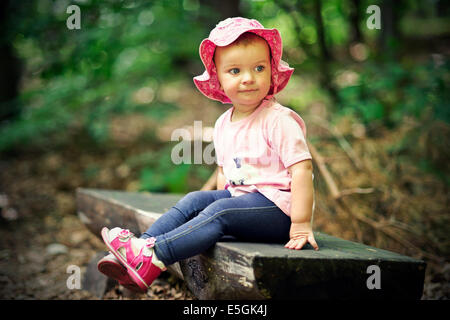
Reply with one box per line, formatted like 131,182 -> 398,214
284,239 -> 294,248
309,236 -> 319,251
285,235 -> 319,251
285,238 -> 306,250
288,240 -> 296,249
294,238 -> 307,250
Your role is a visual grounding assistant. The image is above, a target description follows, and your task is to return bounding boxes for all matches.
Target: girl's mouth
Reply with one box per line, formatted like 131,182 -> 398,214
239,89 -> 258,93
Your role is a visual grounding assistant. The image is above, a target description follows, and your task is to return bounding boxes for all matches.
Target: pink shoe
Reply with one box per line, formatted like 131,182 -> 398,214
97,253 -> 144,293
101,227 -> 166,292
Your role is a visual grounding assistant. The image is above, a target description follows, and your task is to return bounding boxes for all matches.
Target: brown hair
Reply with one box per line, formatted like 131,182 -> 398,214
213,32 -> 272,63
233,32 -> 266,46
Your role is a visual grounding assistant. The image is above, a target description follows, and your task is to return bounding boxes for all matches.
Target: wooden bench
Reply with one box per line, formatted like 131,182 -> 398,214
76,188 -> 426,300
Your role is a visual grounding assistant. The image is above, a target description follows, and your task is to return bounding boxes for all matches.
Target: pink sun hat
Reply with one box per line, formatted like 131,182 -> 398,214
193,17 -> 295,104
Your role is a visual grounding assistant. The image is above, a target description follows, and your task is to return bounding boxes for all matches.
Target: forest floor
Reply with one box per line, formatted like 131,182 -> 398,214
0,80 -> 448,300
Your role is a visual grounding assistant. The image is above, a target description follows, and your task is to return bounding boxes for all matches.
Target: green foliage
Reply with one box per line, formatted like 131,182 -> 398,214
0,0 -> 208,152
337,58 -> 450,127
136,144 -> 215,193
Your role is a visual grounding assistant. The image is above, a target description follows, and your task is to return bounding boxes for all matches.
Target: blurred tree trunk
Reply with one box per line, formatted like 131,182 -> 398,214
313,0 -> 338,107
199,0 -> 241,30
378,0 -> 402,59
209,0 -> 241,20
278,0 -> 339,107
314,0 -> 330,61
436,0 -> 450,17
277,0 -> 314,58
0,0 -> 23,125
349,0 -> 363,43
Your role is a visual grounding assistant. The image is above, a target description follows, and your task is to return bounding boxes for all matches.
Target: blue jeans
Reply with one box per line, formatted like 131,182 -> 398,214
140,190 -> 291,266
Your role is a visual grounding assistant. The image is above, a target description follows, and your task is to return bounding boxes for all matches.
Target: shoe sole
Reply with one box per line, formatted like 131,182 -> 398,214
97,258 -> 144,293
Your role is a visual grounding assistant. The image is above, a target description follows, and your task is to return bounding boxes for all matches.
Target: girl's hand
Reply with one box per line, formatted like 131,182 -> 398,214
285,221 -> 319,251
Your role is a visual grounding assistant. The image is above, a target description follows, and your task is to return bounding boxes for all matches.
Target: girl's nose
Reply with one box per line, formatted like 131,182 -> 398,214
241,71 -> 255,85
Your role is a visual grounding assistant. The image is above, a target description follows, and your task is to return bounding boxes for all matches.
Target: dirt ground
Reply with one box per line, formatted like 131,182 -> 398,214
0,187 -> 194,300
0,82 -> 448,300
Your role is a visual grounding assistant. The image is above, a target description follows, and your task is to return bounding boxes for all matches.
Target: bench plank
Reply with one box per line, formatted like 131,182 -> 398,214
76,188 -> 426,299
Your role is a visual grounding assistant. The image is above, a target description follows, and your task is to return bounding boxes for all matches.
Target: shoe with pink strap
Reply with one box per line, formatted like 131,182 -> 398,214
100,227 -> 166,292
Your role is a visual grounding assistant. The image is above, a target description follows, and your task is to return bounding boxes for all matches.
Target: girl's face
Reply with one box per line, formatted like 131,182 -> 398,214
214,38 -> 272,113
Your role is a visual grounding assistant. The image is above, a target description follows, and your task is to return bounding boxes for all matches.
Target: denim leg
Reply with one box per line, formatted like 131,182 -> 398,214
140,189 -> 231,239
153,192 -> 291,266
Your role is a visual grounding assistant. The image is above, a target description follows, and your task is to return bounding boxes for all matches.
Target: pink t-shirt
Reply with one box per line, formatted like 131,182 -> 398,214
213,97 -> 312,216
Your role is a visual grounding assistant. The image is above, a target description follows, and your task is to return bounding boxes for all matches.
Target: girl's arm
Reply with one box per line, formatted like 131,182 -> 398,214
216,166 -> 227,190
285,159 -> 319,250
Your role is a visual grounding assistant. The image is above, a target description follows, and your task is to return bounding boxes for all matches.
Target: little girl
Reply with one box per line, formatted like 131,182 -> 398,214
97,17 -> 318,293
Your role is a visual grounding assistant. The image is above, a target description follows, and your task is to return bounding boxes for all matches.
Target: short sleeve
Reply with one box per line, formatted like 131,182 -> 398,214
269,114 -> 312,168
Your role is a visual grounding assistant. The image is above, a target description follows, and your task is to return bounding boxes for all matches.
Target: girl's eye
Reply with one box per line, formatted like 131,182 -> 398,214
229,68 -> 240,75
255,65 -> 265,72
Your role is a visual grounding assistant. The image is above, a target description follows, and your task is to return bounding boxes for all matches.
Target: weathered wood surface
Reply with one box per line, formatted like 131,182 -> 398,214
76,188 -> 426,300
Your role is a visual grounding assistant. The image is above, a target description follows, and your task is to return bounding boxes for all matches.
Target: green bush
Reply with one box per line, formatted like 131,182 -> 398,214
337,58 -> 450,128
